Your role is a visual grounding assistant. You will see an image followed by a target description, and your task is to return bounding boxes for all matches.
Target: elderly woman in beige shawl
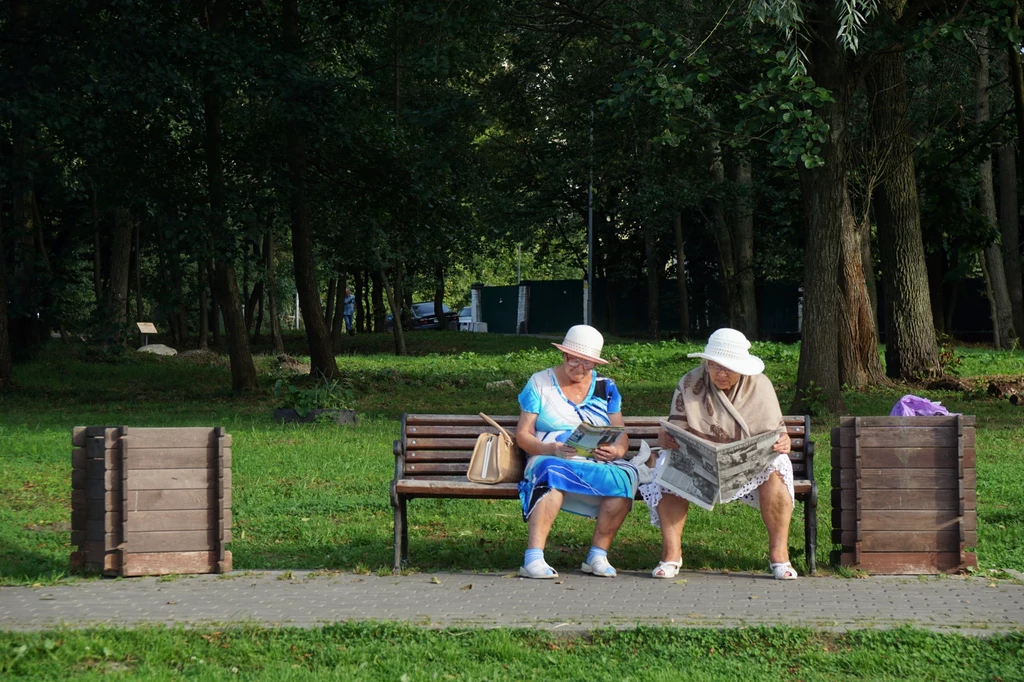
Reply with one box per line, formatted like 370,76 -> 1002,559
639,328 -> 798,580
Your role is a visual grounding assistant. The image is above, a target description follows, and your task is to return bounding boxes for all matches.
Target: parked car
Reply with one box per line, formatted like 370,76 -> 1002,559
384,302 -> 460,331
458,306 -> 472,331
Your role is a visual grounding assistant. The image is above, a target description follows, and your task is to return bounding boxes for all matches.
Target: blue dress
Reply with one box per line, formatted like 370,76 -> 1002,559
517,369 -> 639,520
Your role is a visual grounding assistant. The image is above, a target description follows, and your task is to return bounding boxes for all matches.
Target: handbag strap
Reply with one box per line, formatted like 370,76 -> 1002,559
478,413 -> 514,443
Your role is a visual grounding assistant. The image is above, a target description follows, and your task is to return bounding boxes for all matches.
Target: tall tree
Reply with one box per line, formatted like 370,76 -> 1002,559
104,207 -> 133,346
997,144 -> 1024,335
0,213 -> 12,387
202,0 -> 257,392
672,211 -> 691,339
865,3 -> 939,380
976,30 -> 1017,348
282,0 -> 339,378
792,29 -> 854,413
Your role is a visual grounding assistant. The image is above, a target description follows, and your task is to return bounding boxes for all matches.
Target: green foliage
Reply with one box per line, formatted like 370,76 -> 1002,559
734,46 -> 834,168
273,376 -> 355,416
936,332 -> 965,377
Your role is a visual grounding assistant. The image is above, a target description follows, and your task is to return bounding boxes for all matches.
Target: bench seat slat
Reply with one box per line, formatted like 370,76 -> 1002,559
395,480 -> 520,498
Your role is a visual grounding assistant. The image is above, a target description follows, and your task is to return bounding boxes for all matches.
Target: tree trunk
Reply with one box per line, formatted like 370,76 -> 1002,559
133,220 -> 143,327
998,145 -> 1024,335
210,259 -> 221,349
245,278 -> 263,337
977,30 -> 1017,348
371,270 -> 386,332
643,222 -> 660,339
330,277 -> 344,351
673,211 -> 690,339
253,280 -> 265,342
729,159 -> 761,339
708,140 -> 740,330
8,0 -> 44,353
866,47 -> 939,378
264,233 -> 285,354
382,268 -> 407,354
283,0 -> 339,379
169,232 -> 188,347
792,38 -> 851,414
731,158 -> 758,338
355,270 -> 366,333
432,264 -> 448,331
838,186 -> 887,387
105,207 -> 133,347
1008,1 -> 1024,169
859,216 -> 878,324
324,276 -> 337,332
202,0 -> 257,392
0,192 -> 12,386
91,185 -> 102,303
198,259 -> 209,350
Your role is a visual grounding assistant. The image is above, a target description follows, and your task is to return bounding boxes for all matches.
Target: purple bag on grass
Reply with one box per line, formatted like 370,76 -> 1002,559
890,394 -> 958,417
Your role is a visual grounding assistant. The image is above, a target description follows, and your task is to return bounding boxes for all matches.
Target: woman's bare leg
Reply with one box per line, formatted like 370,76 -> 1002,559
526,489 -> 564,549
758,471 -> 793,564
656,493 -> 690,563
591,497 -> 631,550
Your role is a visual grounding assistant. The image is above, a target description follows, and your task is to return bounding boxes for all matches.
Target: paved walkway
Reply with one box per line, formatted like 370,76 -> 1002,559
2,569 -> 1024,635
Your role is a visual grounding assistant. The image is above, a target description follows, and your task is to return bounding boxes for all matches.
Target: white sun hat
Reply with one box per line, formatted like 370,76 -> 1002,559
687,328 -> 764,376
552,324 -> 609,365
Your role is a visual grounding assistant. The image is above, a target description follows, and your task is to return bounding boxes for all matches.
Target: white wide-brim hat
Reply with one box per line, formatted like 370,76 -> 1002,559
552,324 -> 608,365
687,328 -> 764,375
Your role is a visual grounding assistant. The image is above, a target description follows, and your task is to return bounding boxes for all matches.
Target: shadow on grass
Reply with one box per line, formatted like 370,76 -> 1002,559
0,536 -> 70,584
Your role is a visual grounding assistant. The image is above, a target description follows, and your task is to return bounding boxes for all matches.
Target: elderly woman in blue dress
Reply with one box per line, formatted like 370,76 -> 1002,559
515,325 -> 641,579
639,328 -> 798,580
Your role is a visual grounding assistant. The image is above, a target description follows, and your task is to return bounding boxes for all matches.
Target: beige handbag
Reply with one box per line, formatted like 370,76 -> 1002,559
466,413 -> 525,484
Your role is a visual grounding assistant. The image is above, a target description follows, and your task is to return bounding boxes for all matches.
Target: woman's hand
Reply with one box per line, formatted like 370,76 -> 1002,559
773,431 -> 791,454
657,428 -> 677,451
550,442 -> 578,458
591,444 -> 623,463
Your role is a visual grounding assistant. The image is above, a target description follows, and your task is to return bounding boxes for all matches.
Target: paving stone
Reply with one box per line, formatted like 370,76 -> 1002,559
1,570 -> 1022,634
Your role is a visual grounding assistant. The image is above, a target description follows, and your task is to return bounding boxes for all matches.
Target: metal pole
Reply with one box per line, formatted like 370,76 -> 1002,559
295,291 -> 300,329
517,243 -> 522,284
586,105 -> 594,326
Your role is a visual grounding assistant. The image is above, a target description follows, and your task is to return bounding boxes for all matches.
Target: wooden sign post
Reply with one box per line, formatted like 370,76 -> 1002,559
136,322 -> 157,346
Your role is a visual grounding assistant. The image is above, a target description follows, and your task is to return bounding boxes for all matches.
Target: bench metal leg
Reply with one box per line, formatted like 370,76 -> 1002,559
805,481 -> 818,575
393,497 -> 408,572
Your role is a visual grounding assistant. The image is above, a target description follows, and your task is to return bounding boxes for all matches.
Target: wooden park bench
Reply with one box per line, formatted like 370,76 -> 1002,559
391,414 -> 817,574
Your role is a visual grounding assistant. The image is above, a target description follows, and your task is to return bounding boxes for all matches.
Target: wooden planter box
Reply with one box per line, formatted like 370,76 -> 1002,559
70,426 -> 232,577
830,416 -> 977,574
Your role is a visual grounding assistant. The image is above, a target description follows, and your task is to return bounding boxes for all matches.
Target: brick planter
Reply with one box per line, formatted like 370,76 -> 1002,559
830,416 -> 977,574
70,426 -> 232,577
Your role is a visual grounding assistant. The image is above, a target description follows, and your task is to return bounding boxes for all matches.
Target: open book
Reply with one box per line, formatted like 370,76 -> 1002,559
656,420 -> 780,510
564,422 -> 626,457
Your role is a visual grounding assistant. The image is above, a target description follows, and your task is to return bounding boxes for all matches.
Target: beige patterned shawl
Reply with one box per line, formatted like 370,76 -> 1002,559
668,361 -> 784,443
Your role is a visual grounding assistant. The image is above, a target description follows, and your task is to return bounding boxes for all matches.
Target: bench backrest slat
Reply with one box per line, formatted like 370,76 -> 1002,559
400,414 -> 811,481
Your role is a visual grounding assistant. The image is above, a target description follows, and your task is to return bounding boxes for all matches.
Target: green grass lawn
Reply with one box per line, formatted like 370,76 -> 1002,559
1,623 -> 1022,680
1,332 -> 1023,584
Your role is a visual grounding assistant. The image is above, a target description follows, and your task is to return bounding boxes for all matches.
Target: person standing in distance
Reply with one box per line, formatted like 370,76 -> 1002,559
342,287 -> 355,335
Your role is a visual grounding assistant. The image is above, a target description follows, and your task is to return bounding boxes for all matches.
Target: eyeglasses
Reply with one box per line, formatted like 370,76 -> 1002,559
707,361 -> 736,376
565,355 -> 596,370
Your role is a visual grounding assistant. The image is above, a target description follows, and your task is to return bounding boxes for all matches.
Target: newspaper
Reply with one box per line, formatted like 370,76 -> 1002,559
655,420 -> 780,510
565,423 -> 626,457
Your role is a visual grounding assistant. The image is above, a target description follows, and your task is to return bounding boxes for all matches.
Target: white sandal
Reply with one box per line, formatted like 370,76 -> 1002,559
651,559 -> 682,579
770,561 -> 799,580
519,559 -> 558,579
